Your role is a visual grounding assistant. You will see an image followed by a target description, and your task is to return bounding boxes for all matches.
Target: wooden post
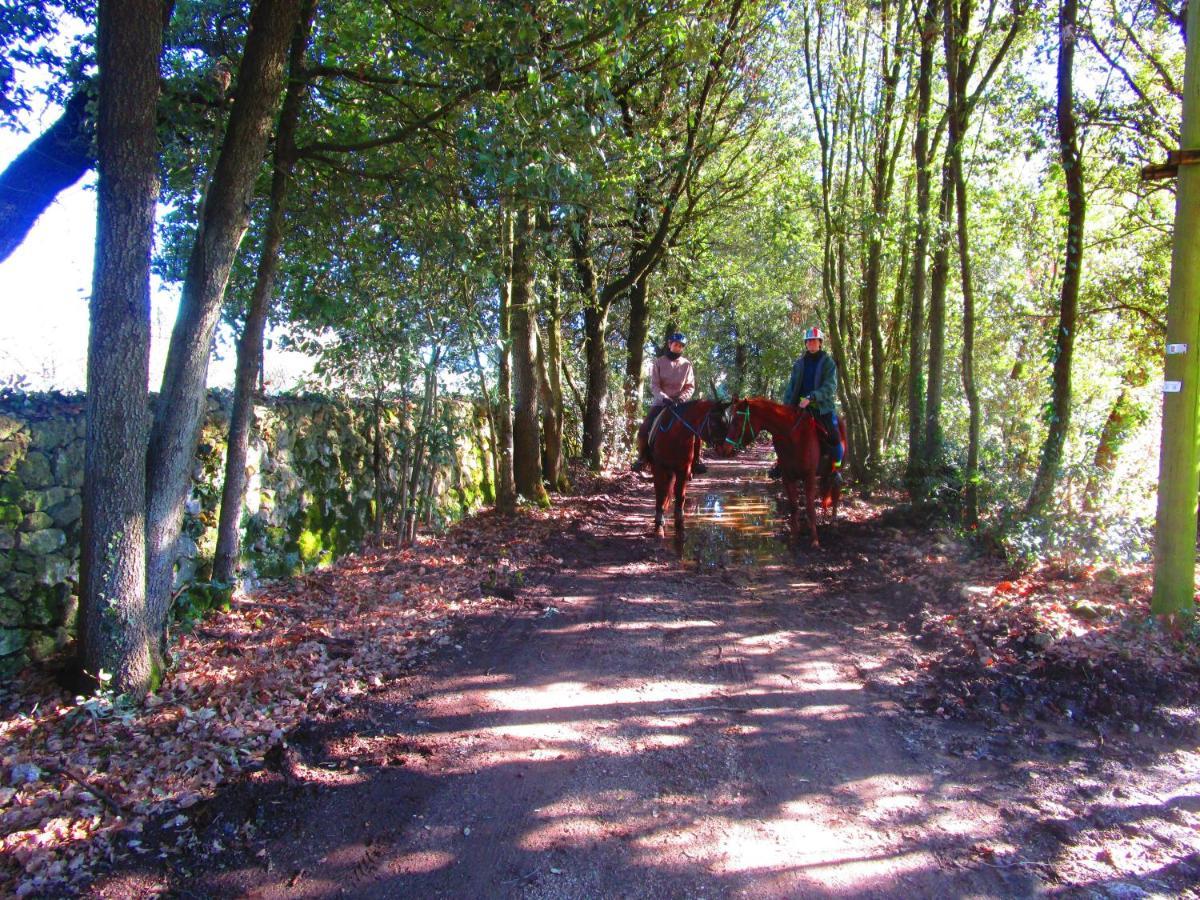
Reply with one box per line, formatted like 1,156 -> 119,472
1151,0 -> 1200,618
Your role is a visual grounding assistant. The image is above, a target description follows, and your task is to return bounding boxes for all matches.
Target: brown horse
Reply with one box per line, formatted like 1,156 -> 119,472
644,399 -> 732,537
724,397 -> 847,546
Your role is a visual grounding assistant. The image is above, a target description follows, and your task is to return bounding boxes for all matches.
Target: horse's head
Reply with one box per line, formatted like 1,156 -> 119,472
705,400 -> 735,457
722,397 -> 756,454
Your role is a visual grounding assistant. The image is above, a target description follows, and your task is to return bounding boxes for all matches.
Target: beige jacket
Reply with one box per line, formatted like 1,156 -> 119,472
650,354 -> 695,403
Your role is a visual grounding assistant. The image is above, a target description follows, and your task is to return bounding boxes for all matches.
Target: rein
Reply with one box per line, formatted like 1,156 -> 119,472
659,403 -> 718,443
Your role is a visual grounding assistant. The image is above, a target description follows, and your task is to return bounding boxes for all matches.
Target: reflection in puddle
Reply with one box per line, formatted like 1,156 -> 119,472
675,492 -> 785,569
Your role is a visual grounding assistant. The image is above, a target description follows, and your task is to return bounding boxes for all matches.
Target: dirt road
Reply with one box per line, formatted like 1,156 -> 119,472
96,449 -> 1199,898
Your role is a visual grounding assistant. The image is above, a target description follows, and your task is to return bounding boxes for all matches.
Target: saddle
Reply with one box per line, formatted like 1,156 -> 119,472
646,405 -> 673,447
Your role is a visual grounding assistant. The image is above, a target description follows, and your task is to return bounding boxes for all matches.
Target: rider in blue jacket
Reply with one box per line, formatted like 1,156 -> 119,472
770,326 -> 843,479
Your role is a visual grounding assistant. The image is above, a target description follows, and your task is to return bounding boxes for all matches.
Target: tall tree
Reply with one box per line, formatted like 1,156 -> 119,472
1026,0 -> 1084,516
77,0 -> 162,693
145,0 -> 303,644
510,203 -> 548,505
1151,0 -> 1200,617
905,0 -> 939,494
212,0 -> 317,583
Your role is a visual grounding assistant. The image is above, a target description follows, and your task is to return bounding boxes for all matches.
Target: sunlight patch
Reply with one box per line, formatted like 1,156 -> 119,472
518,816 -> 612,850
483,680 -> 720,713
389,850 -> 455,874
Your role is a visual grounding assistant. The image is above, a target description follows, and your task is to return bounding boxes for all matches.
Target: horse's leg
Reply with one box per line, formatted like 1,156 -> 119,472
783,477 -> 801,542
652,466 -> 671,537
804,473 -> 819,547
674,469 -> 688,533
830,477 -> 840,520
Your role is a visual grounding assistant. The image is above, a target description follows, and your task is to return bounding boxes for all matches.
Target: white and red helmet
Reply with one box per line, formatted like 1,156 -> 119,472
804,326 -> 825,342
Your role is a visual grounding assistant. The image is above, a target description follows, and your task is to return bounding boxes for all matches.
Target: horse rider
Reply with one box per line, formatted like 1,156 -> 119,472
632,332 -> 707,475
770,325 -> 843,480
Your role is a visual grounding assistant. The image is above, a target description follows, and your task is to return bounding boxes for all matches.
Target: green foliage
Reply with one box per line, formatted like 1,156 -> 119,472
996,512 -> 1152,573
171,579 -> 233,633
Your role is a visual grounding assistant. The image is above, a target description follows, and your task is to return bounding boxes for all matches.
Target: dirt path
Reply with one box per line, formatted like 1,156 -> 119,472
95,449 -> 1199,898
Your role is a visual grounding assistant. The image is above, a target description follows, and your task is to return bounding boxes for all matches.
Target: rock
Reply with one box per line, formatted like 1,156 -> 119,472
0,650 -> 28,679
28,630 -> 60,661
31,418 -> 76,450
20,528 -> 66,554
15,450 -> 52,488
4,572 -> 33,600
38,485 -> 69,510
9,762 -> 41,785
0,502 -> 19,527
0,530 -> 14,552
16,489 -> 42,511
35,554 -> 73,586
27,584 -> 69,625
0,592 -> 21,627
20,511 -> 53,532
54,441 -> 85,487
0,476 -> 23,503
1071,600 -> 1109,620
0,439 -> 25,474
175,532 -> 200,560
0,627 -> 27,656
0,415 -> 21,442
960,585 -> 992,601
47,494 -> 81,528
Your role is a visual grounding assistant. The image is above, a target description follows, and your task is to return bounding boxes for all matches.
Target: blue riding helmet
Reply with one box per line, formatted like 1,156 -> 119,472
667,332 -> 687,345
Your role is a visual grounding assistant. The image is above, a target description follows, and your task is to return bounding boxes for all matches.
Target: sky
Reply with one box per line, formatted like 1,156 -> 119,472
0,109 -> 313,394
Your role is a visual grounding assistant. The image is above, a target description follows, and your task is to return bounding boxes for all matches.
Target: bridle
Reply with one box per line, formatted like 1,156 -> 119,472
724,403 -> 754,451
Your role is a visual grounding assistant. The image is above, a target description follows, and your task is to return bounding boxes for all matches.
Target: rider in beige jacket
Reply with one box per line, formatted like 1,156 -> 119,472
632,332 -> 706,474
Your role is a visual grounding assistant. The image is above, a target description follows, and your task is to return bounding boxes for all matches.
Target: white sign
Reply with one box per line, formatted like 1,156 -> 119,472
1167,343 -> 1189,355
1164,381 -> 1183,393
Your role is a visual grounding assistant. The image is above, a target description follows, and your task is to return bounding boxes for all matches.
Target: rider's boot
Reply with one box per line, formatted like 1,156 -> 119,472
631,434 -> 650,473
691,440 -> 708,475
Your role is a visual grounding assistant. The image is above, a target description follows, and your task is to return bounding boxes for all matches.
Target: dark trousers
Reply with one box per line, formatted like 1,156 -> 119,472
816,411 -> 842,463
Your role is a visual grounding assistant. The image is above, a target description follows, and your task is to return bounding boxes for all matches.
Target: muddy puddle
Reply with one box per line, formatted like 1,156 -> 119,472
673,489 -> 788,570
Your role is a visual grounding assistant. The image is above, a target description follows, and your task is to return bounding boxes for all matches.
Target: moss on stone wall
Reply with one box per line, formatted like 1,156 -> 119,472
0,390 -> 489,679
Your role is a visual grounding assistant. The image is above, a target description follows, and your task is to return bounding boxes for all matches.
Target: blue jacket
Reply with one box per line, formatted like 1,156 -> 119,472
784,350 -> 838,414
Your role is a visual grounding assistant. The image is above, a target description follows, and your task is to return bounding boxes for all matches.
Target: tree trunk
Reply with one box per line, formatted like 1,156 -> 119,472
144,0 -> 303,646
624,269 -> 651,447
77,0 -> 162,695
572,211 -> 609,470
1153,0 -> 1200,616
510,204 -> 548,505
945,0 -> 981,527
923,160 -> 953,475
538,259 -> 569,492
906,0 -> 938,495
1027,0 -> 1084,518
212,0 -> 315,583
371,394 -> 386,537
0,85 -> 96,265
494,207 -> 518,513
623,192 -> 653,448
1084,389 -> 1136,512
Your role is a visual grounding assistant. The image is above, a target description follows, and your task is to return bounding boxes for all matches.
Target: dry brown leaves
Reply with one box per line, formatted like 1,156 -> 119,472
0,505 -> 577,896
908,561 -> 1200,727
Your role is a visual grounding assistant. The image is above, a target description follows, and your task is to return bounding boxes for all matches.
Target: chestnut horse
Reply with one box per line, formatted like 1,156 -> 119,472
724,397 -> 847,546
644,399 -> 732,537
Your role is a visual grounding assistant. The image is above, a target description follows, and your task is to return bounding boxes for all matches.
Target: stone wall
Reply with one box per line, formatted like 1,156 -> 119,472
0,390 -> 490,678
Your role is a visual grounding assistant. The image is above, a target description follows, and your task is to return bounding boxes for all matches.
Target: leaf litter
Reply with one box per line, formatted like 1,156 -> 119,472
0,505 -> 576,896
